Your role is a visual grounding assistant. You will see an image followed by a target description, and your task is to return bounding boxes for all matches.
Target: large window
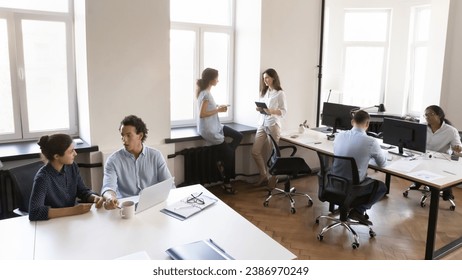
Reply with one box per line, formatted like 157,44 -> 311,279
170,0 -> 234,126
341,9 -> 390,107
406,6 -> 431,115
0,0 -> 76,142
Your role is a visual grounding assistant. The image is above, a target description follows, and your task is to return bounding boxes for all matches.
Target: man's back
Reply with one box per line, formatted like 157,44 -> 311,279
333,127 -> 386,182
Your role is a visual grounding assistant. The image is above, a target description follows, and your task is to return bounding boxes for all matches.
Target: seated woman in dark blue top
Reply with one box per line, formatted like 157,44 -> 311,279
29,134 -> 104,221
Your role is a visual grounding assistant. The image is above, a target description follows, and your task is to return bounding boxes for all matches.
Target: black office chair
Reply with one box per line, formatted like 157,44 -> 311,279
403,185 -> 456,211
403,131 -> 461,210
8,161 -> 44,216
315,152 -> 378,249
262,134 -> 313,214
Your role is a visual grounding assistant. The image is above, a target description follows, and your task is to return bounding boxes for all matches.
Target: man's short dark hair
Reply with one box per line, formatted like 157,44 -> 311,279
352,110 -> 370,125
119,115 -> 148,142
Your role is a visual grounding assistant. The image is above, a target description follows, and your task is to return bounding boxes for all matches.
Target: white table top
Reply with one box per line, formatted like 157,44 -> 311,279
32,184 -> 296,260
0,215 -> 35,260
282,129 -> 462,190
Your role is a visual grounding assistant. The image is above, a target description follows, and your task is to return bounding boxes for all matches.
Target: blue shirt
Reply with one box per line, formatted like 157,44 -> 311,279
102,145 -> 172,198
333,127 -> 387,182
197,90 -> 224,146
29,162 -> 95,221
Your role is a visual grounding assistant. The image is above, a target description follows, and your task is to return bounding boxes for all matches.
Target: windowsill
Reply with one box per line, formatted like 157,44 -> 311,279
165,122 -> 257,144
0,138 -> 99,162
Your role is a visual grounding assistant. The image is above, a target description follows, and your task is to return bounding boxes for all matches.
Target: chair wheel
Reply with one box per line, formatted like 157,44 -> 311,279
450,205 -> 456,211
307,199 -> 313,207
290,207 -> 296,214
369,230 -> 376,238
352,242 -> 359,249
420,201 -> 426,208
317,234 -> 323,241
263,201 -> 269,207
403,191 -> 408,197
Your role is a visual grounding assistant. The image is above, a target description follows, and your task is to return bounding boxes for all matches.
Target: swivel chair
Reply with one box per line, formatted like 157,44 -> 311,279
262,134 -> 313,214
8,161 -> 44,216
315,152 -> 378,249
403,185 -> 456,211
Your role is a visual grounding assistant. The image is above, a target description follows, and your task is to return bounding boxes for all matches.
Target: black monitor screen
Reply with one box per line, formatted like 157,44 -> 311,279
321,102 -> 360,133
382,117 -> 427,156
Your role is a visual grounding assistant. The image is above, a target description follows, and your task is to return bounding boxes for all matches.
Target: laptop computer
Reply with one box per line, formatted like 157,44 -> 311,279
135,177 -> 175,214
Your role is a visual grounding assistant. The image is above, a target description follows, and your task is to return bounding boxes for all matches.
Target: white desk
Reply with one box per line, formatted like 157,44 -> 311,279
282,128 -> 462,260
32,184 -> 295,260
0,215 -> 35,260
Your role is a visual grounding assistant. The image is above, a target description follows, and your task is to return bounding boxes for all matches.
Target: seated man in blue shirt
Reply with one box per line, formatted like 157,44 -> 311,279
102,115 -> 173,209
333,110 -> 388,225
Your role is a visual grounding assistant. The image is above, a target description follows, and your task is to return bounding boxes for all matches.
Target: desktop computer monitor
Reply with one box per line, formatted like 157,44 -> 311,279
321,102 -> 360,133
382,117 -> 427,157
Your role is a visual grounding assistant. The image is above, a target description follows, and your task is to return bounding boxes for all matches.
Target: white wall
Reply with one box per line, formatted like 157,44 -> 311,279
260,0 -> 321,131
441,0 -> 462,129
81,0 -> 175,176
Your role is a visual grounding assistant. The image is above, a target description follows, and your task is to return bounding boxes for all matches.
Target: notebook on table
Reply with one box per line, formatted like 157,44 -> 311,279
160,192 -> 217,220
134,177 -> 175,214
166,239 -> 234,260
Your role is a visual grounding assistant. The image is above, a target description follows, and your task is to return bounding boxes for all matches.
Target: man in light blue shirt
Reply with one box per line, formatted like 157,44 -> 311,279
333,110 -> 387,225
102,115 -> 172,209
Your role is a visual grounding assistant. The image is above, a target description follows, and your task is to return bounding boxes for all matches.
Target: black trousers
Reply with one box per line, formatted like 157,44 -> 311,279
211,126 -> 243,183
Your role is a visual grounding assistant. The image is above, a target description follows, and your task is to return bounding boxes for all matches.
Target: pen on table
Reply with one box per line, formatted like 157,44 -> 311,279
443,170 -> 456,175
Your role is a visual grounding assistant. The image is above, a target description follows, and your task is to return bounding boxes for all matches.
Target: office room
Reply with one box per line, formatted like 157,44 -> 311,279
1,0 -> 462,274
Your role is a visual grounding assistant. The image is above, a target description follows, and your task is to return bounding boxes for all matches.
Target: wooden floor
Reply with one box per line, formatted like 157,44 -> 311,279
208,170 -> 462,260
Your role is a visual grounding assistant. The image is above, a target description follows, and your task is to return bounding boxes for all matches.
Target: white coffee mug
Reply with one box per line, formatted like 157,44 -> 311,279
120,200 -> 135,219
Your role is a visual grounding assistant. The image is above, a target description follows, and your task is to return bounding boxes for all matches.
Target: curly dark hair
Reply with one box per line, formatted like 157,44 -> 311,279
119,115 -> 148,142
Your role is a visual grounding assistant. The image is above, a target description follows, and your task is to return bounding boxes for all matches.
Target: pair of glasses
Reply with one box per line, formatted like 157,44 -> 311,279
186,192 -> 204,205
423,112 -> 436,118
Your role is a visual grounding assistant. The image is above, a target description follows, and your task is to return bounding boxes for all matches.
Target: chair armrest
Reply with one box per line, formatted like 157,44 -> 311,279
279,145 -> 297,156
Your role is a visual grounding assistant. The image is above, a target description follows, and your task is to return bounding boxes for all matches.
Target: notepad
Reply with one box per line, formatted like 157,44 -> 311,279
160,192 -> 217,221
166,239 -> 234,260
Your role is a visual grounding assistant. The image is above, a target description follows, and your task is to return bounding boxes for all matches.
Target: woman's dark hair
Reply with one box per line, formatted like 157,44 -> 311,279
426,105 -> 452,126
37,134 -> 73,161
260,68 -> 283,97
196,68 -> 219,98
119,115 -> 148,142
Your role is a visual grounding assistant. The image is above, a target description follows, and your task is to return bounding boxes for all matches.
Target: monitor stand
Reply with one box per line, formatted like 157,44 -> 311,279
389,145 -> 413,157
389,150 -> 413,157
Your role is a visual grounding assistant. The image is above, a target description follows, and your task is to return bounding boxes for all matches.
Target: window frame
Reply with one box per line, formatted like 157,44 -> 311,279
170,2 -> 235,127
0,1 -> 77,143
406,5 -> 431,116
340,9 -> 390,107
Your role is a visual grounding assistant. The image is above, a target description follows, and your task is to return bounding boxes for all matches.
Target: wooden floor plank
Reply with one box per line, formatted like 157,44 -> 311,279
208,172 -> 462,260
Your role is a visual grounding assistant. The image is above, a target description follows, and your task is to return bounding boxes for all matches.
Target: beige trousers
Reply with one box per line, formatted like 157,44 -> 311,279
251,124 -> 281,179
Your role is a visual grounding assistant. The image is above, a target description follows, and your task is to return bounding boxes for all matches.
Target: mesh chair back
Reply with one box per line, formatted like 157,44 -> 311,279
267,134 -> 311,177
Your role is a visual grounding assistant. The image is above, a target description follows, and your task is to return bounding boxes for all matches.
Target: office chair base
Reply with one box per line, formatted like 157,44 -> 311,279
403,186 -> 456,211
263,186 -> 313,214
316,215 -> 376,249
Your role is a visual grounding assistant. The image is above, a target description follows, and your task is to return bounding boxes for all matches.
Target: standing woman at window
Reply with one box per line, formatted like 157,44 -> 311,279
196,68 -> 243,194
252,68 -> 287,186
29,134 -> 104,221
